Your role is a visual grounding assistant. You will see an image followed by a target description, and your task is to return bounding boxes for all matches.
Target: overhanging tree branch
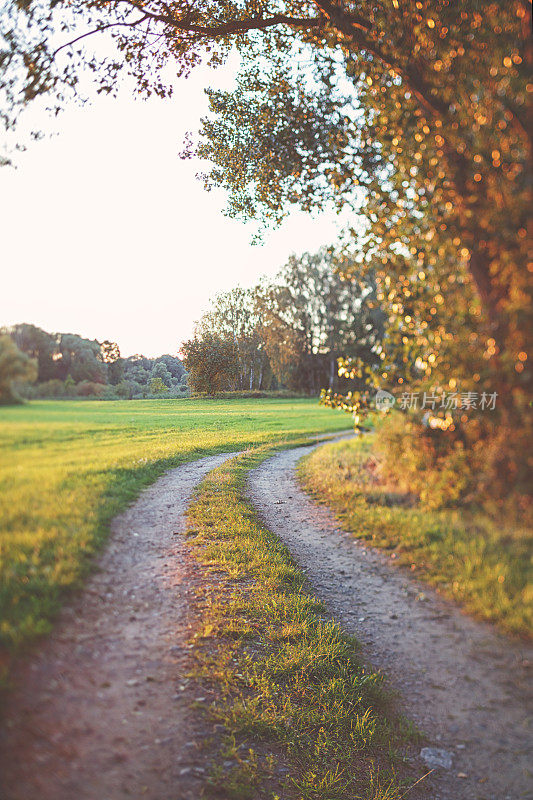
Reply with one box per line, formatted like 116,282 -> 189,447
112,0 -> 323,37
53,15 -> 150,57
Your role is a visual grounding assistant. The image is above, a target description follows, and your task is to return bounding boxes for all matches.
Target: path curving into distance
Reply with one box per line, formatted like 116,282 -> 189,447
248,443 -> 533,800
0,452 -> 239,800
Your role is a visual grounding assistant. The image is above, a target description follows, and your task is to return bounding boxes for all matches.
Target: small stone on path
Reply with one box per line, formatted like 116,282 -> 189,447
420,747 -> 453,769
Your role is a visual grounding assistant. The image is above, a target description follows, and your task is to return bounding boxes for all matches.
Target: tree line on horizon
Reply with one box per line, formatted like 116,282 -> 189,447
0,324 -> 188,402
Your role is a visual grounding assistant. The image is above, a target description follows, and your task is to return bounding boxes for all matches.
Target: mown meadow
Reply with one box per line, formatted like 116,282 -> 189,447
0,398 -> 349,666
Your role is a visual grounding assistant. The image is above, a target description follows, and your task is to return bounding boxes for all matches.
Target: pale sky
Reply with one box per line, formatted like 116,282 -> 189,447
1,57 -> 346,357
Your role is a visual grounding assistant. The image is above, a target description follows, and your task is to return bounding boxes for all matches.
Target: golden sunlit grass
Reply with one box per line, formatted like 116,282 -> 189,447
299,436 -> 532,638
0,397 -> 349,666
185,445 -> 419,800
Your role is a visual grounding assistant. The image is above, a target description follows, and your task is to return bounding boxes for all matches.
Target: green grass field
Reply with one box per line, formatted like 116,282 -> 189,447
0,398 -> 349,663
299,437 -> 532,638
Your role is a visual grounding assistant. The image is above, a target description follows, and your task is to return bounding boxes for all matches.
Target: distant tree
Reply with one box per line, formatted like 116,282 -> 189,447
2,323 -> 58,381
0,323 -> 189,400
3,325 -> 116,385
115,379 -> 135,399
57,334 -> 106,383
196,288 -> 273,391
100,340 -> 124,385
154,355 -> 186,383
107,359 -> 124,385
0,335 -> 37,404
149,376 -> 169,394
122,354 -> 185,390
184,252 -> 384,396
181,333 -> 238,395
123,357 -> 151,387
255,248 -> 385,395
150,361 -> 173,388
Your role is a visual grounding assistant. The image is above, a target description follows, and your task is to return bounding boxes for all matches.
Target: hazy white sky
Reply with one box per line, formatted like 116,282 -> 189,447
1,59 -> 345,357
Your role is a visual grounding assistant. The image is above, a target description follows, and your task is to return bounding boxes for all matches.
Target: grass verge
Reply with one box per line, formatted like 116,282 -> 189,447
298,436 -> 532,638
185,444 -> 421,800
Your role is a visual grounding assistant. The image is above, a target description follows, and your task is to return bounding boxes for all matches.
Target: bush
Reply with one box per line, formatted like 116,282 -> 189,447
374,411 -> 532,521
374,413 -> 473,509
101,387 -> 119,401
75,381 -> 106,397
34,379 -> 68,398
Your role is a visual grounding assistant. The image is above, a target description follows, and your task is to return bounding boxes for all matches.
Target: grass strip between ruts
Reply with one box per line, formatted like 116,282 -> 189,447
185,442 -> 421,800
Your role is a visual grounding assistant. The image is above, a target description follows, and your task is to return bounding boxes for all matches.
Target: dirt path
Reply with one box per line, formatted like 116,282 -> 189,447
0,452 -> 238,800
248,444 -> 533,800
